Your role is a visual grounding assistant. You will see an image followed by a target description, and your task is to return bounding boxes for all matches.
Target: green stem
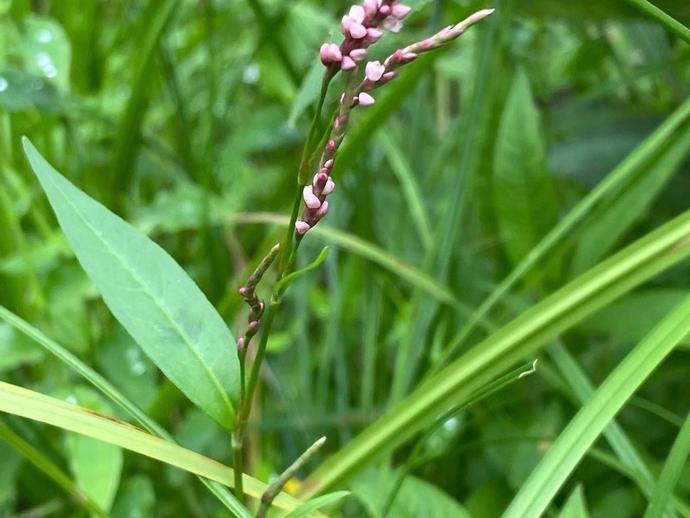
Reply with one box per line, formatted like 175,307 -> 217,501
625,0 -> 690,44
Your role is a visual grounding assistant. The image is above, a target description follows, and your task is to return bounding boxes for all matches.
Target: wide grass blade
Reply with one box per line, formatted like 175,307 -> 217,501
301,208 -> 690,496
643,411 -> 690,518
0,381 -> 303,513
23,138 -> 240,430
503,295 -> 690,518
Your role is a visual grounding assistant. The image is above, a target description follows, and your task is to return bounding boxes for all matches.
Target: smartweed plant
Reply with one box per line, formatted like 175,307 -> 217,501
2,0 -> 690,517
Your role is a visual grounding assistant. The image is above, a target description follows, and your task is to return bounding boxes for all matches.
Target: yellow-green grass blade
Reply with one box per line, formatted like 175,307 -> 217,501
0,381 -> 303,513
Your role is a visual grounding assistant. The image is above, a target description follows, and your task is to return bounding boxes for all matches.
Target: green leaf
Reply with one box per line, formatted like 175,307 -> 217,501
63,387 -> 123,512
493,68 -> 558,267
559,486 -> 590,518
503,294 -> 690,518
0,381 -> 302,514
643,410 -> 690,518
284,491 -> 350,518
302,208 -> 690,497
22,138 -> 239,430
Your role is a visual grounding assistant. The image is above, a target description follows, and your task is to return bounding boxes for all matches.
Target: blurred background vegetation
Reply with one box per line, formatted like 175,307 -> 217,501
1,0 -> 690,516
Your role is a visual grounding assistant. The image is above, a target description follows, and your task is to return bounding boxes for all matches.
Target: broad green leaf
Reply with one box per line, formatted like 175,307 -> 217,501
644,411 -> 690,518
302,208 -> 690,497
63,387 -> 123,512
23,138 -> 239,430
503,294 -> 690,518
284,491 -> 350,518
570,127 -> 690,275
0,381 -> 302,513
559,486 -> 590,518
493,68 -> 558,267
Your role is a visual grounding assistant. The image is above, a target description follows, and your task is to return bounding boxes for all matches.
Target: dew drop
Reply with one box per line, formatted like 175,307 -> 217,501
0,77 -> 7,93
131,361 -> 147,376
37,29 -> 53,43
36,52 -> 57,78
66,395 -> 77,404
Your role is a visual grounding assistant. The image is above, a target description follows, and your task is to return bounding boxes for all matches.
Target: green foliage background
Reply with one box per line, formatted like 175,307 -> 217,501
1,0 -> 690,516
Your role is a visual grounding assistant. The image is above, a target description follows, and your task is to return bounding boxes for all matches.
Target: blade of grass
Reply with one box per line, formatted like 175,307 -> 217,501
625,0 -> 690,44
549,342 -> 690,517
0,381 -> 303,513
0,421 -> 106,517
503,294 -> 690,518
644,410 -> 690,518
111,0 -> 179,200
300,208 -> 690,496
0,305 -> 249,518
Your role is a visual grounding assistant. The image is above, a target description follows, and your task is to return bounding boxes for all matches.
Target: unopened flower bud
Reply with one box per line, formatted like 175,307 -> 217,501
324,159 -> 334,170
341,56 -> 357,71
379,4 -> 391,16
392,3 -> 412,19
303,185 -> 322,209
237,337 -> 245,351
363,0 -> 380,18
326,139 -> 337,153
313,172 -> 329,191
349,22 -> 367,39
248,320 -> 260,333
365,60 -> 386,81
349,5 -> 365,22
295,221 -> 311,235
320,43 -> 342,65
366,28 -> 384,42
357,92 -> 375,106
350,48 -> 368,61
238,286 -> 249,297
382,71 -> 397,81
322,178 -> 336,195
316,201 -> 330,218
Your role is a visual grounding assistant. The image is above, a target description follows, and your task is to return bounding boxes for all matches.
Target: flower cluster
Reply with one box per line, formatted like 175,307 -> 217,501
319,0 -> 412,72
296,4 -> 495,236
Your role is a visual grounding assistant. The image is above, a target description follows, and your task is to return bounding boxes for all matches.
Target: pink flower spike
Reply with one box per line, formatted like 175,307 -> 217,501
350,48 -> 368,61
322,178 -> 336,195
391,3 -> 412,19
357,92 -> 375,106
341,56 -> 357,70
363,0 -> 379,18
303,186 -> 322,209
365,60 -> 385,81
316,201 -> 330,218
349,22 -> 367,39
295,221 -> 311,235
320,43 -> 342,65
366,28 -> 384,42
348,5 -> 365,23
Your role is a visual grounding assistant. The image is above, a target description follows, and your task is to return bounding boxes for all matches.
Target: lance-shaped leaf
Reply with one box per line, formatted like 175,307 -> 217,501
22,138 -> 239,429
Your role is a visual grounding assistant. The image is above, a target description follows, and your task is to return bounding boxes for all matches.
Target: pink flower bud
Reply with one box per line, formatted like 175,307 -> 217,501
303,186 -> 322,209
349,22 -> 367,39
382,71 -> 397,81
402,52 -> 418,62
341,56 -> 357,70
316,201 -> 330,218
366,28 -> 384,42
248,320 -> 260,333
365,60 -> 385,81
379,4 -> 391,16
348,5 -> 365,23
363,0 -> 379,18
295,221 -> 311,235
238,286 -> 249,297
357,92 -> 375,106
322,178 -> 336,195
350,48 -> 368,61
313,172 -> 329,191
324,159 -> 334,170
237,337 -> 245,350
391,3 -> 411,19
334,114 -> 349,130
320,43 -> 342,65
326,139 -> 337,153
